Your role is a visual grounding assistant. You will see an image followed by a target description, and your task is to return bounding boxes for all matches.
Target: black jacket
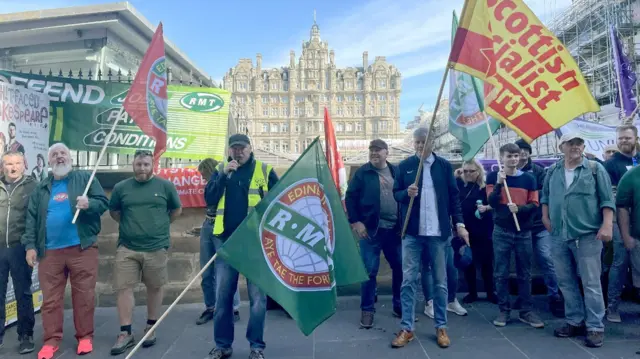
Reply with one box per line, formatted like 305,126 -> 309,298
345,162 -> 399,234
0,175 -> 37,248
393,154 -> 463,238
457,178 -> 493,240
204,154 -> 279,239
520,159 -> 546,234
604,151 -> 640,187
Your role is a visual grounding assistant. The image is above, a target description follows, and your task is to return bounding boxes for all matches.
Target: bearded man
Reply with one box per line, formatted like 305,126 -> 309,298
22,143 -> 109,359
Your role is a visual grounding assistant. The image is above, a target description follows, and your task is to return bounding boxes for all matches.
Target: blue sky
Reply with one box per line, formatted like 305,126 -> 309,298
1,0 -> 570,127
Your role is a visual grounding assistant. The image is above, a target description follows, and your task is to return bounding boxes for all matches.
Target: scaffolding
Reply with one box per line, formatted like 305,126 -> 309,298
548,0 -> 639,107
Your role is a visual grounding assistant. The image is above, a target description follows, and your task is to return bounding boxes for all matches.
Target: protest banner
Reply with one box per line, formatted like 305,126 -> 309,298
557,119 -> 640,160
157,167 -> 206,208
0,82 -> 49,327
0,70 -> 229,161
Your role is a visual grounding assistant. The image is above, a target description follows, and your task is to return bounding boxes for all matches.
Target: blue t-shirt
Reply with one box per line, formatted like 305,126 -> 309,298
46,179 -> 81,250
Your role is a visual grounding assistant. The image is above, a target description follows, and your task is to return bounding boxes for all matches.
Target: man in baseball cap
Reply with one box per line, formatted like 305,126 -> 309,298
559,133 -> 585,148
228,134 -> 251,147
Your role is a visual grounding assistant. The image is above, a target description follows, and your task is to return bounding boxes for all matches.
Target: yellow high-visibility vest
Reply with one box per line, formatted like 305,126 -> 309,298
213,160 -> 272,236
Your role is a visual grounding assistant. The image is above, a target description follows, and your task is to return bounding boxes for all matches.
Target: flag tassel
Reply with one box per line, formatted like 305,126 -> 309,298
125,252 -> 219,359
401,65 -> 451,239
483,112 -> 521,231
71,106 -> 126,224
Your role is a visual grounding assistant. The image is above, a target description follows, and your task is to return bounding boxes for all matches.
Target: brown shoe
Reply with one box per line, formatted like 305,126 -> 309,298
437,328 -> 450,348
391,330 -> 414,348
360,311 -> 374,328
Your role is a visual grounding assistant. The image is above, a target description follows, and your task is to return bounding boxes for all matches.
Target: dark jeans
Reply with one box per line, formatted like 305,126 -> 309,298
213,237 -> 266,350
200,219 -> 240,311
464,236 -> 494,297
359,227 -> 402,313
0,244 -> 35,339
493,226 -> 533,313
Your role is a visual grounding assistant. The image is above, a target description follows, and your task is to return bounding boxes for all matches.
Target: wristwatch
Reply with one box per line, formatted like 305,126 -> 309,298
456,223 -> 466,229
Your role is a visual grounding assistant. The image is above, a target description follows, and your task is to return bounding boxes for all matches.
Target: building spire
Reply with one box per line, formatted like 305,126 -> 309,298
313,9 -> 316,24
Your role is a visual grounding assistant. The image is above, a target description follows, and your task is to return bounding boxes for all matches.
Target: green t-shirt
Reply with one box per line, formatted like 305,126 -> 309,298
616,166 -> 640,239
109,176 -> 181,252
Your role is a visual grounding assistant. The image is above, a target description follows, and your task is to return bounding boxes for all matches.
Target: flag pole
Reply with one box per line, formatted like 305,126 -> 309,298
125,252 -> 219,359
71,106 -> 125,224
400,65 -> 451,239
483,114 -> 521,231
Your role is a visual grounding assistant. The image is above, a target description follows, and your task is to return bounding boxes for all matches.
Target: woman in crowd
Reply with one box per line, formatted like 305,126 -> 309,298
457,160 -> 497,304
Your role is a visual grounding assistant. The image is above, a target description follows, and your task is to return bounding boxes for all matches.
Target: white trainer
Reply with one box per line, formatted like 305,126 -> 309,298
447,298 -> 468,316
424,299 -> 435,319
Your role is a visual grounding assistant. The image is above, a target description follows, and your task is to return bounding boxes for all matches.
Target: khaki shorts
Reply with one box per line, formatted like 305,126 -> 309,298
114,246 -> 168,290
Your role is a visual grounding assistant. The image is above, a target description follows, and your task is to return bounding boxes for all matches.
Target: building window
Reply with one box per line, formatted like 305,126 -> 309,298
306,122 -> 313,133
295,123 -> 300,133
263,109 -> 269,117
295,140 -> 300,153
271,108 -> 278,117
379,105 -> 386,116
356,94 -> 363,102
272,123 -> 279,133
356,122 -> 363,132
284,82 -> 289,91
337,123 -> 345,132
282,123 -> 289,133
379,79 -> 387,88
294,107 -> 300,116
282,96 -> 289,103
262,95 -> 268,104
296,96 -> 304,103
379,94 -> 386,101
271,96 -> 278,103
357,78 -> 363,90
262,123 -> 269,133
271,82 -> 278,90
282,142 -> 289,152
346,123 -> 353,132
337,95 -> 343,102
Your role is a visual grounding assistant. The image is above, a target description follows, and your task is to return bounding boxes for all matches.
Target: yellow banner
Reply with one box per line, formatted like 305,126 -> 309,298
449,0 -> 600,142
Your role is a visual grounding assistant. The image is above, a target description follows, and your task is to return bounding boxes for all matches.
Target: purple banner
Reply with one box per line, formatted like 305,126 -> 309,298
478,159 -> 558,174
611,24 -> 638,118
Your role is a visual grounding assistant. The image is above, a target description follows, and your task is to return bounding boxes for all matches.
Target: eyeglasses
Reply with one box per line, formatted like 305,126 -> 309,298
463,170 -> 477,173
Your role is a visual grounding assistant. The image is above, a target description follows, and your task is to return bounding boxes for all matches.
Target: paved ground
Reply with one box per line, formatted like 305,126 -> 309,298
1,295 -> 640,359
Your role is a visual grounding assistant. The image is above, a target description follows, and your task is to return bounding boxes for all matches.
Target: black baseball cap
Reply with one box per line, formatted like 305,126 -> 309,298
369,139 -> 388,150
229,134 -> 251,147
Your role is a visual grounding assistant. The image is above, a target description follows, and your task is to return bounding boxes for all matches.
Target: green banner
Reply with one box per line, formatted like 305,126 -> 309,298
0,70 -> 229,160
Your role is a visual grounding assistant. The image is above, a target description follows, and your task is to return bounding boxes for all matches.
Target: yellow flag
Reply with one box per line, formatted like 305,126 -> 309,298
448,0 -> 600,142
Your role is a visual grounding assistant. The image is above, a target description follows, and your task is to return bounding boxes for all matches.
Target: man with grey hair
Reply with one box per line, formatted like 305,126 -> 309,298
0,150 -> 37,354
22,142 -> 108,359
392,127 -> 468,349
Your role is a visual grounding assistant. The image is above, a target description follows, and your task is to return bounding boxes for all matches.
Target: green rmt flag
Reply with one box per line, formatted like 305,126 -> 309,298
216,137 -> 368,336
448,10 -> 501,161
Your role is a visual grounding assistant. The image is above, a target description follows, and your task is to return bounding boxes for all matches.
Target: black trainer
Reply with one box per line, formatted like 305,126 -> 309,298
19,335 -> 35,354
197,308 -> 215,325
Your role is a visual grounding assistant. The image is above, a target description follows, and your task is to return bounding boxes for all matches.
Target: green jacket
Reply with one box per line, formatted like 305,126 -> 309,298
0,175 -> 38,248
21,170 -> 108,258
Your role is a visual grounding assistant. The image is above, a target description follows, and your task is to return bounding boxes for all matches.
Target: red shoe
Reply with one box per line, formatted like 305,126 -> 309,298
77,338 -> 93,355
38,345 -> 59,359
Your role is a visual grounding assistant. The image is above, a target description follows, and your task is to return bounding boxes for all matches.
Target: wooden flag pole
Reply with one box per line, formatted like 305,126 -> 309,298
125,252 -> 219,359
400,65 -> 451,239
71,106 -> 126,224
483,114 -> 521,231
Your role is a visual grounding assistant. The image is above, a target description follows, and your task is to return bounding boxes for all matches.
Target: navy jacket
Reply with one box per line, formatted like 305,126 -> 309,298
393,154 -> 464,238
345,162 -> 400,233
204,154 -> 279,239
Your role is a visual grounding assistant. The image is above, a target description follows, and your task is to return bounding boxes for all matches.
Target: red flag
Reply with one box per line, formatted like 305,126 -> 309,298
323,107 -> 347,209
123,22 -> 168,171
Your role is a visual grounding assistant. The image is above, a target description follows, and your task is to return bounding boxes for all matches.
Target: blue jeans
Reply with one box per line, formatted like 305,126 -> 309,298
359,228 -> 402,312
212,237 -> 266,350
607,223 -> 628,310
400,234 -> 448,331
493,226 -> 533,313
533,230 -> 560,300
421,242 -> 457,303
551,234 -> 604,331
200,219 -> 240,311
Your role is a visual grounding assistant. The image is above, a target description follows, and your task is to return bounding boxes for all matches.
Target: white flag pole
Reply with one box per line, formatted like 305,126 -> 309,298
71,106 -> 125,224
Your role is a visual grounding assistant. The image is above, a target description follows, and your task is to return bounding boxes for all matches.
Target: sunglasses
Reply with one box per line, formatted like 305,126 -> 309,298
463,169 -> 477,173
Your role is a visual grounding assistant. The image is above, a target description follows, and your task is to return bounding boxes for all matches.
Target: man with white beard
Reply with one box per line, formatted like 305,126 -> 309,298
21,143 -> 108,359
